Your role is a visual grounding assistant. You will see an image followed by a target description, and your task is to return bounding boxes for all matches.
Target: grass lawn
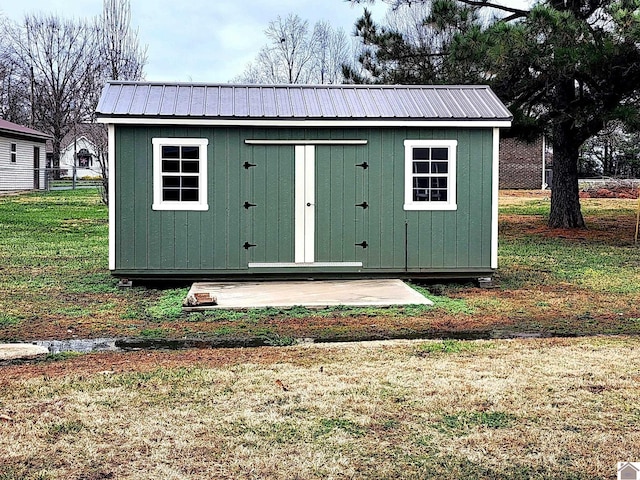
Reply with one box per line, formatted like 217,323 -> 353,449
0,188 -> 638,343
1,188 -> 640,478
2,337 -> 640,479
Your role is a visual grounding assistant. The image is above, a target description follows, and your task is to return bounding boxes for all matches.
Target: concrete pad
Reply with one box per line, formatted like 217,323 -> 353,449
0,343 -> 49,360
183,279 -> 433,310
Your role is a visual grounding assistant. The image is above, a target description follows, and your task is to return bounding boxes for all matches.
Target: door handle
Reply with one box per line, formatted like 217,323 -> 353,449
306,202 -> 314,207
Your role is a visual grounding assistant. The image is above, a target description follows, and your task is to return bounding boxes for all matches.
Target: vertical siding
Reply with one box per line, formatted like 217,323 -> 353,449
114,125 -> 495,274
0,136 -> 46,191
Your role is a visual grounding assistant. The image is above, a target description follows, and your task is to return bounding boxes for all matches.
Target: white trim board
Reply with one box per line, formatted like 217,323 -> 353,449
248,262 -> 363,268
108,124 -> 116,271
491,127 -> 500,270
97,117 -> 512,128
245,139 -> 367,145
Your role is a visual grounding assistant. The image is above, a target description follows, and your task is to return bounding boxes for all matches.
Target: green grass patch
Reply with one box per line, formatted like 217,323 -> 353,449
145,288 -> 188,320
0,313 -> 22,326
316,418 -> 366,438
433,411 -> 515,436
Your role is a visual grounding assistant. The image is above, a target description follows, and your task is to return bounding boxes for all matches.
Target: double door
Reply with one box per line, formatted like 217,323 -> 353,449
243,143 -> 368,267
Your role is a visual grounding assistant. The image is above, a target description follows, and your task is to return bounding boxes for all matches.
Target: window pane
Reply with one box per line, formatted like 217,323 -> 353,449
163,176 -> 180,188
431,161 -> 448,174
413,177 -> 430,188
181,146 -> 199,159
181,189 -> 199,202
430,190 -> 447,201
162,160 -> 180,172
430,177 -> 447,188
413,148 -> 430,160
431,148 -> 448,160
182,176 -> 199,188
162,145 -> 179,159
162,189 -> 180,201
182,160 -> 199,173
412,161 -> 430,174
413,189 -> 428,201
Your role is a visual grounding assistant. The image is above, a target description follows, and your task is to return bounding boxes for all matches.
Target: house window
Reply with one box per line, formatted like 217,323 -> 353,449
152,138 -> 208,211
77,148 -> 92,168
10,143 -> 16,163
404,139 -> 457,211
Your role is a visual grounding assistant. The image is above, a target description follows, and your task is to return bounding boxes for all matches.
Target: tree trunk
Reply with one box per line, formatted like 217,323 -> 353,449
549,122 -> 586,228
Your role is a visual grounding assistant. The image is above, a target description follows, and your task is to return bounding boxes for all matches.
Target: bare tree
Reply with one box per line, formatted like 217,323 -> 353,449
313,21 -> 350,84
94,0 -> 147,204
98,0 -> 147,82
2,13 -> 102,178
235,14 -> 354,84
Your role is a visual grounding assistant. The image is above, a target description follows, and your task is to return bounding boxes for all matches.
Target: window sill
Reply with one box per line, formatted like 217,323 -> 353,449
152,203 -> 209,211
404,203 -> 457,211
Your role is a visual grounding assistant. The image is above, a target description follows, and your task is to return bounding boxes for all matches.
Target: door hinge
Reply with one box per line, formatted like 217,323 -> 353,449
243,201 -> 257,209
243,161 -> 257,169
356,161 -> 368,169
243,242 -> 257,249
355,241 -> 368,248
356,201 -> 368,209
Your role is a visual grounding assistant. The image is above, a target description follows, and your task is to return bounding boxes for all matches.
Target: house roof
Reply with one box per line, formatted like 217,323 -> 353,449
0,118 -> 50,141
96,81 -> 512,123
44,123 -> 108,154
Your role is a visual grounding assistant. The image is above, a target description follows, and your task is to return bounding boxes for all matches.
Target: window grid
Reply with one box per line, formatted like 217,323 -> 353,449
411,147 -> 449,203
404,139 -> 457,211
160,145 -> 201,202
152,138 -> 208,211
10,143 -> 16,163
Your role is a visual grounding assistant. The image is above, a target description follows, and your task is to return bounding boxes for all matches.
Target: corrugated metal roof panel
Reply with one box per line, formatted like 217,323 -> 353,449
261,87 -> 277,117
113,84 -> 136,114
204,87 -> 219,116
275,88 -> 293,117
175,86 -> 193,116
190,86 -> 206,116
314,88 -> 335,117
328,89 -> 350,117
96,82 -> 512,121
234,87 -> 249,117
129,84 -> 150,115
219,87 -> 234,116
144,85 -> 163,114
302,88 -> 322,117
159,85 -> 177,115
247,87 -> 263,117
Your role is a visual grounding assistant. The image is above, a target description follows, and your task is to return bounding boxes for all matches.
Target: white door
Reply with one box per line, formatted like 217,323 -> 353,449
294,145 -> 315,263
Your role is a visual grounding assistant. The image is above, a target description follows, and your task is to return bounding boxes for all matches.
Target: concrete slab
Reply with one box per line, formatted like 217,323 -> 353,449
183,279 -> 433,310
0,343 -> 49,360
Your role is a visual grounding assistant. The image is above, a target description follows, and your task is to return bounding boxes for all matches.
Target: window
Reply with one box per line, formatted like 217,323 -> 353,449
152,138 -> 208,211
404,139 -> 457,211
10,143 -> 16,163
77,148 -> 92,168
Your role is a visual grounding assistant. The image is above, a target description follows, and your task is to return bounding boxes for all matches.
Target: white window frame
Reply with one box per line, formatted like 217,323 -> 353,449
403,139 -> 457,211
10,143 -> 16,163
152,138 -> 209,211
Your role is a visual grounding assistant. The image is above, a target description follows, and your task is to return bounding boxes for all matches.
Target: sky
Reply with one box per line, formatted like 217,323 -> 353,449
0,0 -> 389,83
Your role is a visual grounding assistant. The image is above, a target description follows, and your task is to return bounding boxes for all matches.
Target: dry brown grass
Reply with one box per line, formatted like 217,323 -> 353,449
2,336 -> 640,479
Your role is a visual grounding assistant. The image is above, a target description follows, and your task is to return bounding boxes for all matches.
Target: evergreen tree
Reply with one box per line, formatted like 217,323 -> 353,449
349,0 -> 640,228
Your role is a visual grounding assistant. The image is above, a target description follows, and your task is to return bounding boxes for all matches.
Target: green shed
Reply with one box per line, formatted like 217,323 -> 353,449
96,82 -> 512,282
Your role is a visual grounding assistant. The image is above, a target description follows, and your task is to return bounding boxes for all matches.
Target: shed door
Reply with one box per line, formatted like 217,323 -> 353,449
243,145 -> 295,264
245,143 -> 367,267
315,144 -> 368,264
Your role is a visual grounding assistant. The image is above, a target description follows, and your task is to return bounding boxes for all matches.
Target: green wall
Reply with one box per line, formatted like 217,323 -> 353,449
113,125 -> 495,277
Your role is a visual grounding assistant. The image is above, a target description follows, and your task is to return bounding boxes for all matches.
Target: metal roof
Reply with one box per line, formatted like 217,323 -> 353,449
0,119 -> 51,140
96,82 -> 512,122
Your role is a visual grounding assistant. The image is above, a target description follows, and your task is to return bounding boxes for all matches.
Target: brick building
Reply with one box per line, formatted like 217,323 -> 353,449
499,135 -> 546,189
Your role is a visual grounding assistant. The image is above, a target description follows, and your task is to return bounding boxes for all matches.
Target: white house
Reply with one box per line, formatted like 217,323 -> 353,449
53,124 -> 108,180
0,119 -> 50,192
